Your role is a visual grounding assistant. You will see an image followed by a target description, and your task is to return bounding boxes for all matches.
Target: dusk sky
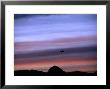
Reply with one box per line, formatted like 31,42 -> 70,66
14,14 -> 97,73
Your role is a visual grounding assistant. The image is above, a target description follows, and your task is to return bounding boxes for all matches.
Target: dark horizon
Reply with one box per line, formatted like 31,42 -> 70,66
14,66 -> 97,76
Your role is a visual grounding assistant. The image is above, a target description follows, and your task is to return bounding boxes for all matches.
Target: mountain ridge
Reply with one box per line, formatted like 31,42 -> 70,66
14,66 -> 97,76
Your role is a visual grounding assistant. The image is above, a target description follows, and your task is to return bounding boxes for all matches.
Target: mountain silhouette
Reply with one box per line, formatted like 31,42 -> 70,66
48,66 -> 65,75
14,66 -> 97,76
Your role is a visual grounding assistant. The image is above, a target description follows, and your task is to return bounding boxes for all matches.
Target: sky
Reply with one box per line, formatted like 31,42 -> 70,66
14,14 -> 97,73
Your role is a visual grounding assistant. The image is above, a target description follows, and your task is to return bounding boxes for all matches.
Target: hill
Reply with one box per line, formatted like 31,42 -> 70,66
14,66 -> 97,76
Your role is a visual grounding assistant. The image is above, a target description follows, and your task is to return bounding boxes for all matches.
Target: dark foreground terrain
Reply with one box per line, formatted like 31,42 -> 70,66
14,66 -> 97,76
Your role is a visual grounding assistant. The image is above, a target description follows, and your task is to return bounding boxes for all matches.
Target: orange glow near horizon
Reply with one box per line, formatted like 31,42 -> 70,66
15,57 -> 97,72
